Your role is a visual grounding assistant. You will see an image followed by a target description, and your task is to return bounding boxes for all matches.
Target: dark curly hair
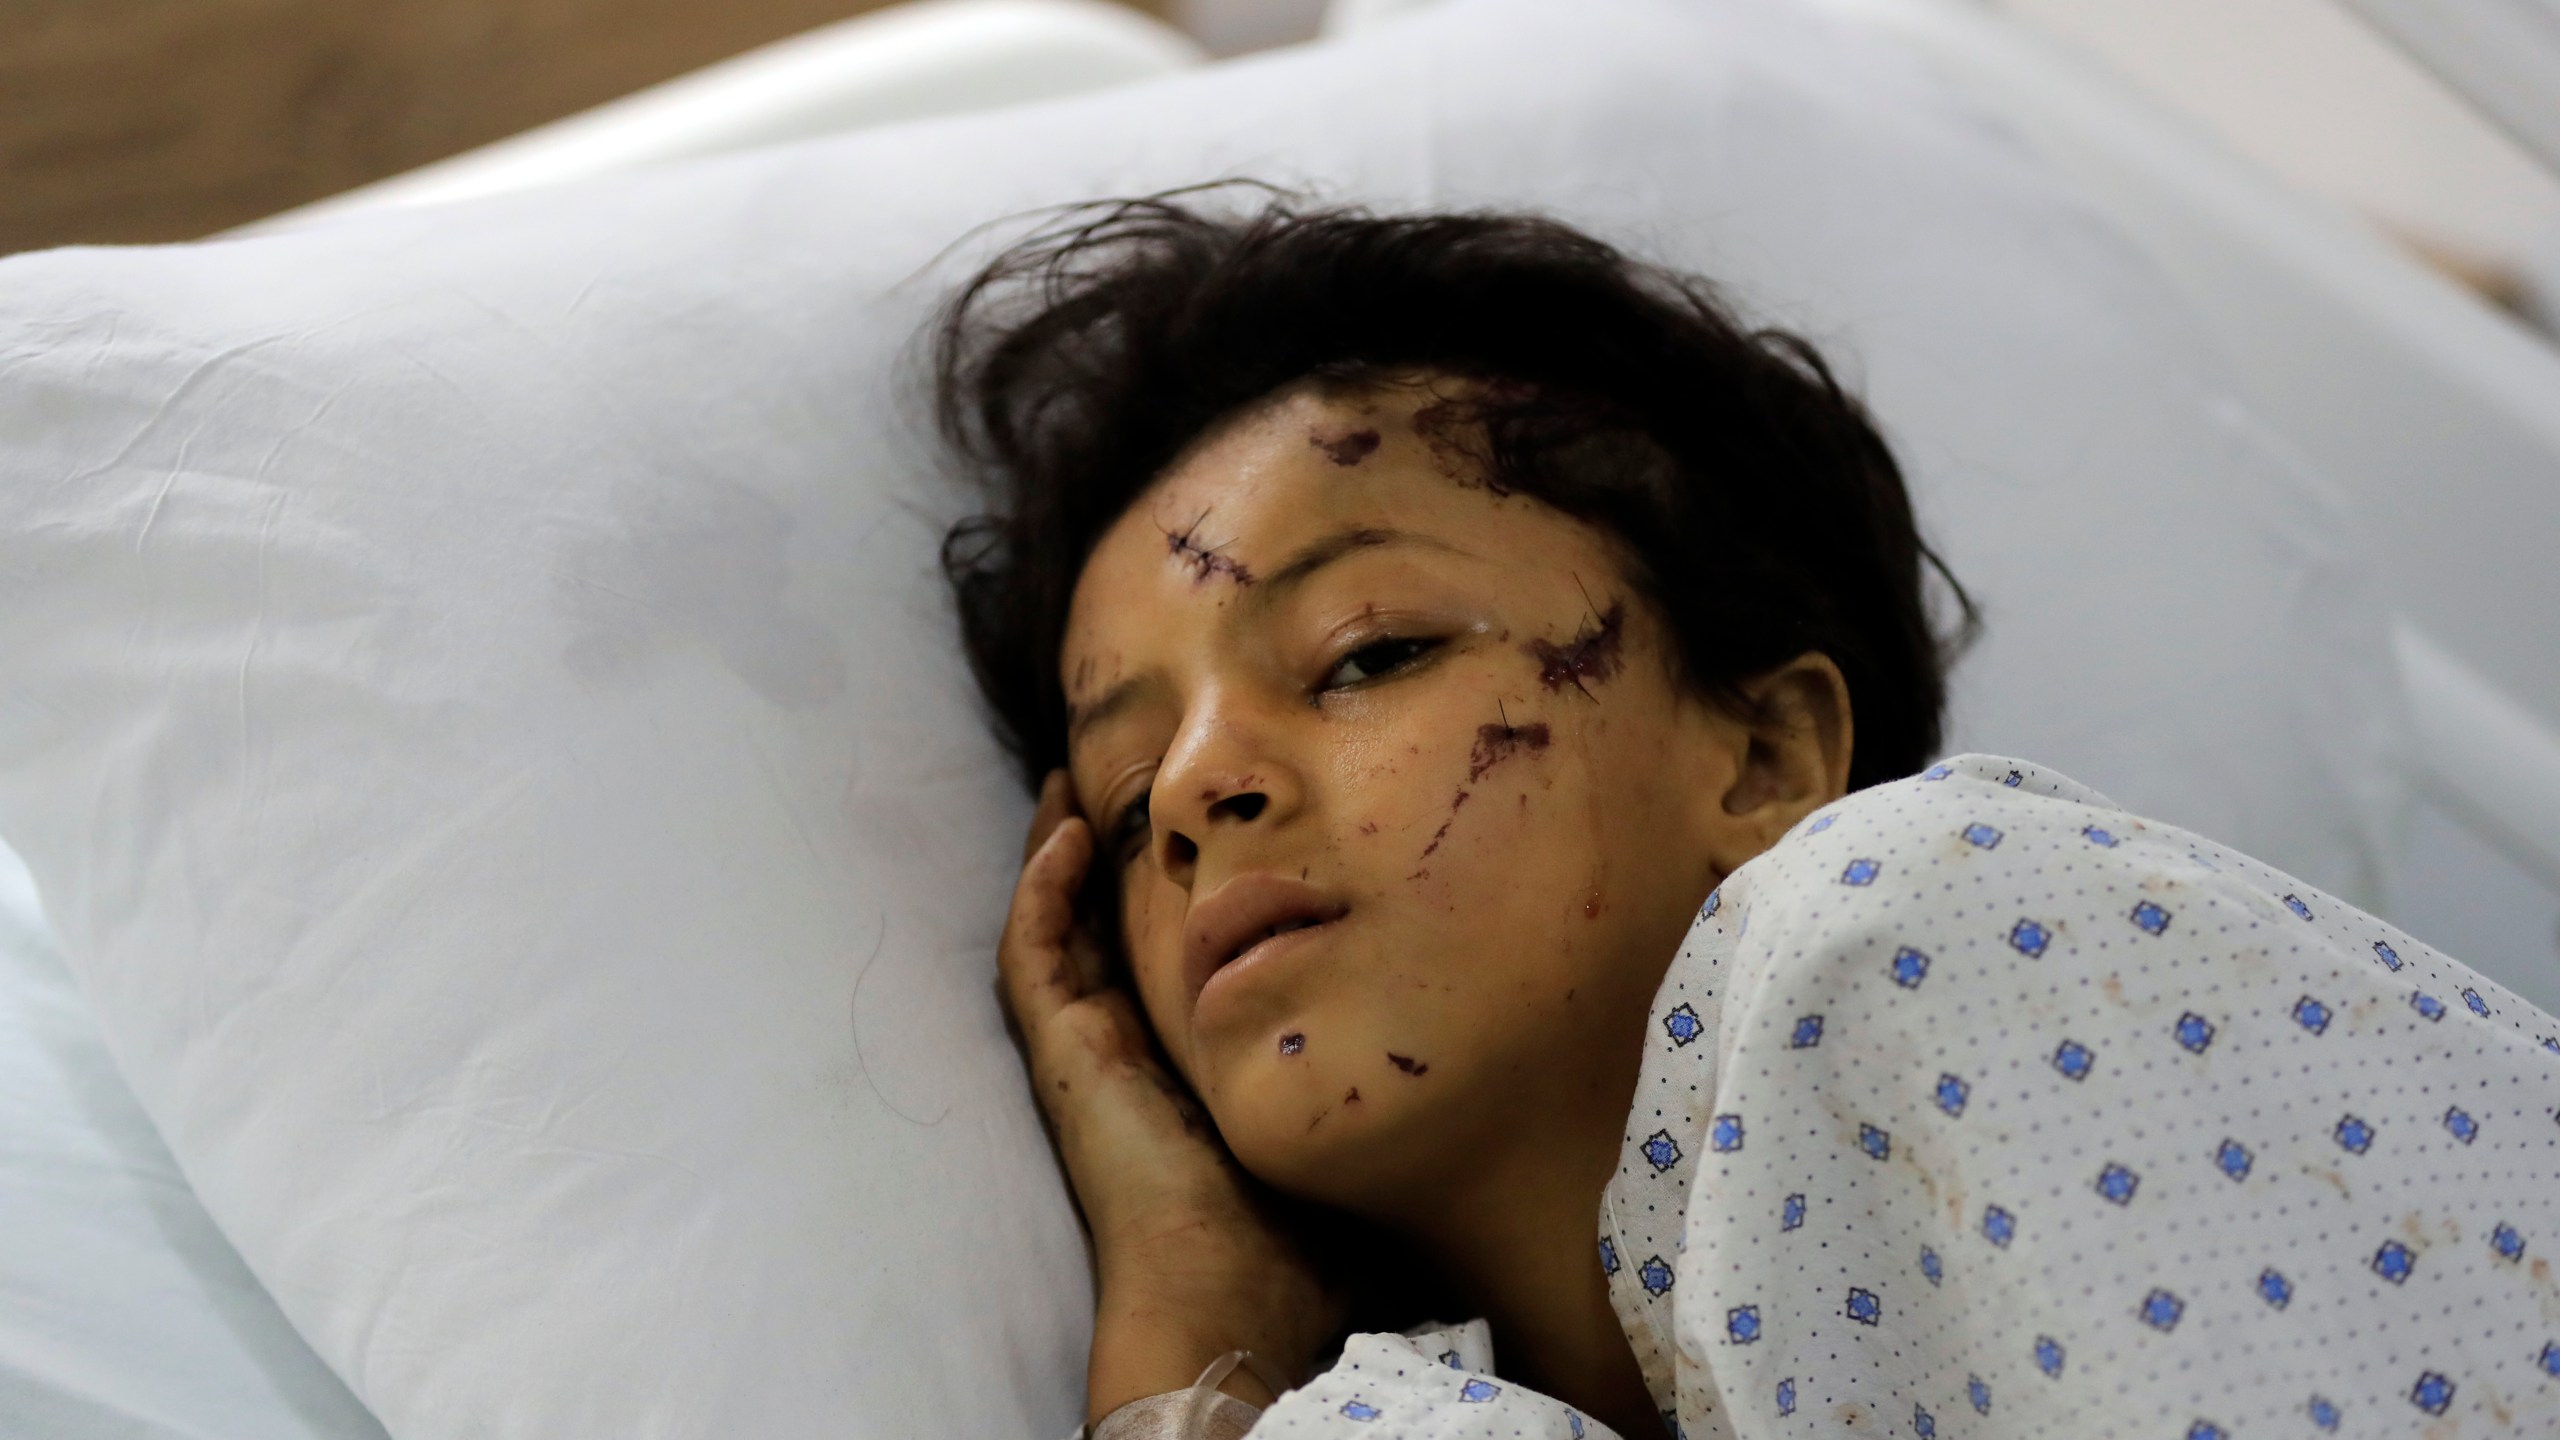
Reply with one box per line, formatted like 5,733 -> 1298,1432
934,184 -> 1976,793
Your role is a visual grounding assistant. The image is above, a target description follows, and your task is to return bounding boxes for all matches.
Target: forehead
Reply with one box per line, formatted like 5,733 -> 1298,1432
1059,379 -> 1638,711
1064,385 -> 1472,664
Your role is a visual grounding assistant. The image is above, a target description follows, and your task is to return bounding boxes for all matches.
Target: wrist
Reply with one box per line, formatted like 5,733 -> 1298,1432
1085,1287 -> 1310,1424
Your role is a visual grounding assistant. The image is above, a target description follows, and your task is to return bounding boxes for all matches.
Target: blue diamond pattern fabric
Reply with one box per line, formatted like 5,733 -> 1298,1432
2215,1139 -> 2252,1181
2174,1011 -> 2215,1052
2140,1289 -> 2184,1331
1256,755 -> 2560,1440
1982,1205 -> 2017,1247
2095,1163 -> 2138,1205
1935,1074 -> 1969,1116
2258,1268 -> 2291,1309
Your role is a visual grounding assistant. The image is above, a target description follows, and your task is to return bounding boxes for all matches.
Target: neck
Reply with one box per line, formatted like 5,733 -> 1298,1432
1378,1048 -> 1671,1440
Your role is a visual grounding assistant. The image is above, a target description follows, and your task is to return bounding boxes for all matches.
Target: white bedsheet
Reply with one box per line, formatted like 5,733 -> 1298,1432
0,839 -> 381,1440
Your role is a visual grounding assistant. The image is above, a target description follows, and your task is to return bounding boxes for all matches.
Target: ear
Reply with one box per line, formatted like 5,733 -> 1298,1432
1704,653 -> 1854,880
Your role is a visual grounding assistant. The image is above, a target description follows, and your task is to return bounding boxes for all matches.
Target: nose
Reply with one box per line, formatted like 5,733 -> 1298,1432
1150,699 -> 1298,889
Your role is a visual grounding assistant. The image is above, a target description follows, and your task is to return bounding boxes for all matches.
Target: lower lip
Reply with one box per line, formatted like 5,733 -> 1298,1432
1196,921 -> 1339,1018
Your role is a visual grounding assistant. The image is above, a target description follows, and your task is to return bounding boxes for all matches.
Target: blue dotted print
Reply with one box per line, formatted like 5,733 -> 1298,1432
1935,1073 -> 1969,1117
2095,1163 -> 2138,1205
1642,1129 -> 1681,1171
2258,1268 -> 2292,1309
1983,1205 -> 2017,1247
2052,1039 -> 2094,1081
2410,1371 -> 2455,1416
2140,1289 -> 2185,1331
2215,1139 -> 2253,1181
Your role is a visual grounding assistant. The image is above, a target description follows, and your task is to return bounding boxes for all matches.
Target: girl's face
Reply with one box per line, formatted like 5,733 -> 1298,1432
1060,378 -> 1832,1214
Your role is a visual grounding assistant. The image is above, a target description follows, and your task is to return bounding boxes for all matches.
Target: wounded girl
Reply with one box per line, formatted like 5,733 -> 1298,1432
931,187 -> 2560,1439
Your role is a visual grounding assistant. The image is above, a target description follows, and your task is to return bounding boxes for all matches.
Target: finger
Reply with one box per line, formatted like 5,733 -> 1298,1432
998,812 -> 1096,1028
1022,769 -> 1076,864
1059,923 -> 1113,1000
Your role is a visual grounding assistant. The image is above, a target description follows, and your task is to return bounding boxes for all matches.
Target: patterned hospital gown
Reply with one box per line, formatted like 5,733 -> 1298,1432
1241,754 -> 2560,1439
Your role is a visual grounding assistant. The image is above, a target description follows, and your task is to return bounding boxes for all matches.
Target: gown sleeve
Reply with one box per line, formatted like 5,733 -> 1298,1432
1245,1322 -> 1617,1439
1658,754 -> 2560,1439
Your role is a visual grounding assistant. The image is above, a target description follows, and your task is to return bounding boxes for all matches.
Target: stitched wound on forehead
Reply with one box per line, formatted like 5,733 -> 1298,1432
1162,514 -> 1255,586
1526,600 -> 1625,697
1310,428 -> 1381,466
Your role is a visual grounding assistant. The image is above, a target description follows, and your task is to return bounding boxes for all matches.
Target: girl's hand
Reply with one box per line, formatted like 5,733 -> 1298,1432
998,771 -> 1347,1424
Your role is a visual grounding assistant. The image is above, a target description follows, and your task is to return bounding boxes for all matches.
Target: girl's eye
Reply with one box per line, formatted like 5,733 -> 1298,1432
1321,635 -> 1441,691
1110,791 -> 1152,859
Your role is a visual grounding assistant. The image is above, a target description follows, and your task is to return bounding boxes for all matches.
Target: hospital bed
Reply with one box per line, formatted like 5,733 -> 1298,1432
3,0 -> 2557,1434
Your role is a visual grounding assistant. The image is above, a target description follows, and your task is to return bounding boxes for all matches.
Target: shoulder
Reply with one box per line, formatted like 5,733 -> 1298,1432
1722,752 -> 2125,913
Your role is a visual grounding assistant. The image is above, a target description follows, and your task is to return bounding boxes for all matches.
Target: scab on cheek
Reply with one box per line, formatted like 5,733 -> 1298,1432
1467,716 -> 1552,782
1417,788 -> 1471,860
1526,598 -> 1626,698
1386,1052 -> 1430,1077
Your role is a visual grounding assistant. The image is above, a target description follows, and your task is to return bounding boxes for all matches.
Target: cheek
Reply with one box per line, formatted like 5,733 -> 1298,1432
1117,875 -> 1195,1056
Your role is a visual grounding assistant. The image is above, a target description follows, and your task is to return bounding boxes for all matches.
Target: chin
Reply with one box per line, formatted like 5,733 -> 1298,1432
1209,1043 -> 1441,1212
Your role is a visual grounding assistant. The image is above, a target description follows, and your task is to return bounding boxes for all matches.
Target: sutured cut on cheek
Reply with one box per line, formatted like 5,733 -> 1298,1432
1467,704 -> 1553,782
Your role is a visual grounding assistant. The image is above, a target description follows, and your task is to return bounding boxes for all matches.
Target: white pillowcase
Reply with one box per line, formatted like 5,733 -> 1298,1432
0,1 -> 2400,1436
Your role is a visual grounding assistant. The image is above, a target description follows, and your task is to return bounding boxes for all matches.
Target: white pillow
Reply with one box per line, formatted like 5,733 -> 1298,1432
0,0 -> 2401,1436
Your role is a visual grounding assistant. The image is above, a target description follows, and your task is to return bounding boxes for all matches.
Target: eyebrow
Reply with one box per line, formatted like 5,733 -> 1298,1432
1255,524 -> 1461,600
1064,524 -> 1467,744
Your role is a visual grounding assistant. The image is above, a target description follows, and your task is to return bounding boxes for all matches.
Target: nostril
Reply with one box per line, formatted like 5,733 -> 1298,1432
1213,792 -> 1268,823
1164,831 -> 1199,869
